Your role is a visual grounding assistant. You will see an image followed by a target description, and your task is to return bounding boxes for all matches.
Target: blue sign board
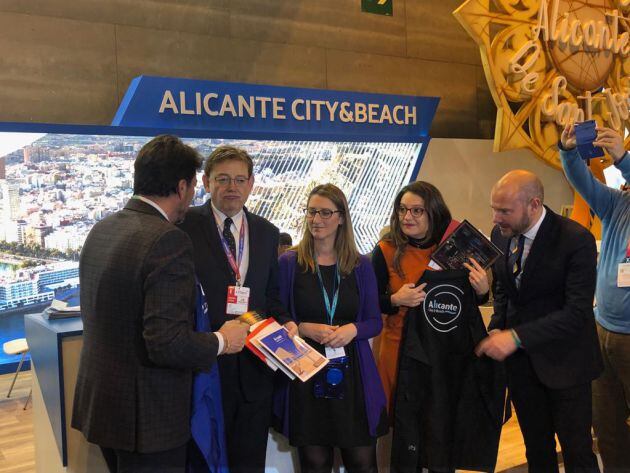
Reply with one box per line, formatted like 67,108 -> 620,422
112,76 -> 439,143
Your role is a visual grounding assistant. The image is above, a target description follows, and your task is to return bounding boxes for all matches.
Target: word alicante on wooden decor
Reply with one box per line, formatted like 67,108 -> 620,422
454,0 -> 630,168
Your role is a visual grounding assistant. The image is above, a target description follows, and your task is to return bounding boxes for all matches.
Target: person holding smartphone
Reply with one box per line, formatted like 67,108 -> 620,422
560,124 -> 630,472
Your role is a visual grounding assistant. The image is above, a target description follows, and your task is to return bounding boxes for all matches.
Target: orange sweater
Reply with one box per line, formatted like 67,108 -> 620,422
374,240 -> 435,415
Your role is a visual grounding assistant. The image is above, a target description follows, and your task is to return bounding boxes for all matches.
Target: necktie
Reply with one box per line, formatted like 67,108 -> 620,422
223,217 -> 237,259
508,234 -> 526,280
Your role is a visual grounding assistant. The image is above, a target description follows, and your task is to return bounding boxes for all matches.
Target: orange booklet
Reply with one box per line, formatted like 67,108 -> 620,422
245,318 -> 279,367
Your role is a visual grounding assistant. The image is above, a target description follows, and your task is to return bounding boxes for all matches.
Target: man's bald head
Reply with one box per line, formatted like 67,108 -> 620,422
492,170 -> 545,205
491,170 -> 545,237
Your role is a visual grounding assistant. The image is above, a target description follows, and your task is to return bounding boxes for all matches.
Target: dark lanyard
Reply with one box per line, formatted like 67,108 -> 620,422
315,262 -> 341,326
218,218 -> 246,284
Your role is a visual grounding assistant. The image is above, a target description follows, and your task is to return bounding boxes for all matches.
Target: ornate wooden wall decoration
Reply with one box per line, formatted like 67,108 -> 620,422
454,0 -> 630,169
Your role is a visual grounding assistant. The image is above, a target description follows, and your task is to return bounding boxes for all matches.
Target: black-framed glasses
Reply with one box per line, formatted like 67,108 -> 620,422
214,175 -> 249,187
304,208 -> 344,219
397,205 -> 425,218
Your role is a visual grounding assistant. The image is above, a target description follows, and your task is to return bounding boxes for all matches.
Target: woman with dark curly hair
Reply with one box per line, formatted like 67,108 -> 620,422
372,181 -> 504,473
372,181 -> 489,411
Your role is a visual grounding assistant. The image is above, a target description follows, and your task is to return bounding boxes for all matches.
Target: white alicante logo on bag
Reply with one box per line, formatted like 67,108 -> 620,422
423,284 -> 463,333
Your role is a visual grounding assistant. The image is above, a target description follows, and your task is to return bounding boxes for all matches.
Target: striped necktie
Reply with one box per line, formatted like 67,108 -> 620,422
508,234 -> 526,280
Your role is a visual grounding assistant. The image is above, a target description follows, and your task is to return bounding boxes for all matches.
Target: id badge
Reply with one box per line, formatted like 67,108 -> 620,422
618,263 -> 630,287
226,285 -> 250,315
325,346 -> 346,359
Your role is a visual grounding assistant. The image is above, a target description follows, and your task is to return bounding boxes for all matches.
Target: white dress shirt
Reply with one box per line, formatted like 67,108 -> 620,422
134,195 -> 170,221
512,206 -> 547,287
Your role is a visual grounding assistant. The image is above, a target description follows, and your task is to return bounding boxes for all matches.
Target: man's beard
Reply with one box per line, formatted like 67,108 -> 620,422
500,213 -> 530,237
511,213 -> 531,236
174,201 -> 189,225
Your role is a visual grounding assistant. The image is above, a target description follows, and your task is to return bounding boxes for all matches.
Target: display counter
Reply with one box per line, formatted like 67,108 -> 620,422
24,313 -> 108,473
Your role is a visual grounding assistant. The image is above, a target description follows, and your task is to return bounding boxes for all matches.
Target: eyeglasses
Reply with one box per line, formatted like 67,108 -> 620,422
213,176 -> 249,187
304,208 -> 344,219
397,205 -> 425,218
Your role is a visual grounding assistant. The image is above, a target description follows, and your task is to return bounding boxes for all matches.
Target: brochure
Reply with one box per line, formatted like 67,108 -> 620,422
430,220 -> 503,270
255,324 -> 329,382
43,286 -> 81,320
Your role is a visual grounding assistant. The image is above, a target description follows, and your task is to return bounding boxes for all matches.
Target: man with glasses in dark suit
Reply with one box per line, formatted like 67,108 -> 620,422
476,170 -> 602,473
72,135 -> 249,473
179,146 -> 295,473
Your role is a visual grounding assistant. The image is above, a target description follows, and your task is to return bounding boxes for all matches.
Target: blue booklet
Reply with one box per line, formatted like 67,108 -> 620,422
258,327 -> 328,382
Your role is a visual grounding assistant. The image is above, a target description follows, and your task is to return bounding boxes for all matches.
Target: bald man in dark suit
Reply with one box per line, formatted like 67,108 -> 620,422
477,170 -> 602,473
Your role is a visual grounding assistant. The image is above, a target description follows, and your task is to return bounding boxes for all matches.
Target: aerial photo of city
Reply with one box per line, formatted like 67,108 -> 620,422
0,131 -> 422,365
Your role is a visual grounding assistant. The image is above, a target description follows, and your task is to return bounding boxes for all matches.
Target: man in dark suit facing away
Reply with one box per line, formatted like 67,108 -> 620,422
72,135 -> 249,473
179,146 -> 296,473
476,170 -> 603,473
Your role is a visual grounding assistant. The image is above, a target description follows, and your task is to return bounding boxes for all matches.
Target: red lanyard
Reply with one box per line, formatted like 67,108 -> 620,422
219,218 -> 246,284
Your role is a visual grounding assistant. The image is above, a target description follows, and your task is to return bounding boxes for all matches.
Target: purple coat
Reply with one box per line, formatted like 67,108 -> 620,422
273,251 -> 387,438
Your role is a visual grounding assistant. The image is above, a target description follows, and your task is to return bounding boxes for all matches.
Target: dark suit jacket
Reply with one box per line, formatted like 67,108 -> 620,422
488,207 -> 603,389
178,201 -> 290,403
71,199 -> 220,453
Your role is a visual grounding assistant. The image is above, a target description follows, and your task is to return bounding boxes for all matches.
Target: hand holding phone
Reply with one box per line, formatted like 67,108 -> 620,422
574,120 -> 604,159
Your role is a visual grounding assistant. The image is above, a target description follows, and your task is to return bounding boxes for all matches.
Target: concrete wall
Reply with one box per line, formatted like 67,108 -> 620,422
419,139 -> 575,235
0,0 -> 493,138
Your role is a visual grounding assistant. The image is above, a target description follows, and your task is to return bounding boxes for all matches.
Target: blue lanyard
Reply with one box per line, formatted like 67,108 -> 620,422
315,262 -> 341,326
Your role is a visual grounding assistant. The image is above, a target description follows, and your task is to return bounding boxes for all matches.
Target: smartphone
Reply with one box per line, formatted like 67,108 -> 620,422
574,120 -> 604,159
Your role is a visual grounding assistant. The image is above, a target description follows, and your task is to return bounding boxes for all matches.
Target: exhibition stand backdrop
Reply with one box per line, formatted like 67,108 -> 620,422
2,76 -> 440,471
